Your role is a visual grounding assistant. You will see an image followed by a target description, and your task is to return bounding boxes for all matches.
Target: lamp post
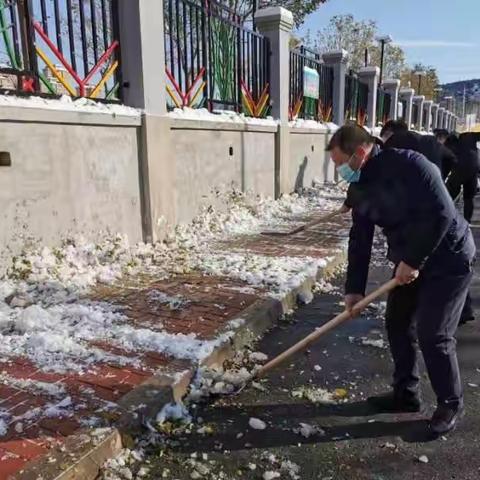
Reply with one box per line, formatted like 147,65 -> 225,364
376,35 -> 392,85
414,70 -> 426,95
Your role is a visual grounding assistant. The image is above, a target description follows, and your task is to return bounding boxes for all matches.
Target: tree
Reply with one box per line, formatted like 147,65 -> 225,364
401,63 -> 439,101
222,0 -> 329,27
306,14 -> 406,79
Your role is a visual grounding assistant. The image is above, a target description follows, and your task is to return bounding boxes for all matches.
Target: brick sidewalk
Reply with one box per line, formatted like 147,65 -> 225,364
0,210 -> 350,480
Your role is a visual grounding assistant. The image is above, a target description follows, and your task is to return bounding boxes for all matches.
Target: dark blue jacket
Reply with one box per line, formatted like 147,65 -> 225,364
346,147 -> 473,295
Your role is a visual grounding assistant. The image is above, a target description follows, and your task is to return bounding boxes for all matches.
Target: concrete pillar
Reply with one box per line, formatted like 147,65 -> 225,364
382,79 -> 401,120
399,88 -> 414,129
423,100 -> 433,132
117,0 -> 167,114
358,66 -> 379,128
447,112 -> 453,131
442,110 -> 449,129
413,95 -> 425,131
117,0 -> 175,242
431,103 -> 439,129
322,50 -> 349,126
255,7 -> 294,125
438,107 -> 445,130
255,7 -> 294,198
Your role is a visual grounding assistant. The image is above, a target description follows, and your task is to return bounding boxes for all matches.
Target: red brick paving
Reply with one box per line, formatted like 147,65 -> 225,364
0,211 -> 349,479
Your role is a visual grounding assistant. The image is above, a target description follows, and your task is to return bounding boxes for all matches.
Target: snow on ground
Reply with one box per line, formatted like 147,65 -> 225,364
0,184 -> 346,432
167,107 -> 279,127
0,94 -> 140,116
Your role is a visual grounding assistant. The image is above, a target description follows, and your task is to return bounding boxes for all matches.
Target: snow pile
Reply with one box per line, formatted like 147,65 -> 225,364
196,251 -> 327,297
0,409 -> 10,436
0,373 -> 66,397
0,94 -> 140,117
168,107 -> 279,127
289,118 -> 328,130
0,185 -> 346,377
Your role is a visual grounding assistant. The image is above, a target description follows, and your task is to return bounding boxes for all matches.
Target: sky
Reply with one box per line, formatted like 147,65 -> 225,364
298,0 -> 480,84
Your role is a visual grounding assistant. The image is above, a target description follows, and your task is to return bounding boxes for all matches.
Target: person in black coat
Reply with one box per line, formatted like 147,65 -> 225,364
328,125 -> 475,436
380,120 -> 457,179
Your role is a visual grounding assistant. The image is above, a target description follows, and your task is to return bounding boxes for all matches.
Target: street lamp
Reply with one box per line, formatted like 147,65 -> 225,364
414,70 -> 426,95
376,35 -> 392,85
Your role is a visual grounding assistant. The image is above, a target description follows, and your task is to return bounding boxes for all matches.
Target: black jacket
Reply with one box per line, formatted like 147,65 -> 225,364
345,147 -> 472,295
384,131 -> 456,179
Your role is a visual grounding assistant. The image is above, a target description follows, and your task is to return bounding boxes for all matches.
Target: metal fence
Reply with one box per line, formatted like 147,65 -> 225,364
164,0 -> 270,116
376,87 -> 391,125
344,72 -> 368,125
289,46 -> 333,122
0,0 -> 122,101
412,102 -> 419,127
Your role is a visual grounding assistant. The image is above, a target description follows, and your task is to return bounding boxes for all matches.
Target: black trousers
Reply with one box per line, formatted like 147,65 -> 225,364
386,254 -> 474,409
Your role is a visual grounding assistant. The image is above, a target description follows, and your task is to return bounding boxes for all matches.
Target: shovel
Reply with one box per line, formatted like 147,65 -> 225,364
233,278 -> 399,393
260,208 -> 344,237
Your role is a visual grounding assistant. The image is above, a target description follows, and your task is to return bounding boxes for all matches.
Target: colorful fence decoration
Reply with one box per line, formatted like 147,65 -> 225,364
0,0 -> 121,101
241,80 -> 269,118
289,46 -> 334,122
376,86 -> 392,125
164,0 -> 270,116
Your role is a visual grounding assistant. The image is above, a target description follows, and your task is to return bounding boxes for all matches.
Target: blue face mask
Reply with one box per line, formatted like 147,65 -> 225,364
337,159 -> 361,183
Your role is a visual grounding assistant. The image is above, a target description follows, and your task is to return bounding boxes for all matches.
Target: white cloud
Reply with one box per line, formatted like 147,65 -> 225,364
396,40 -> 477,48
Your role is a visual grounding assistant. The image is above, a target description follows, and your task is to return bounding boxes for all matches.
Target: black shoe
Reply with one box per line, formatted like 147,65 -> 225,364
367,391 -> 422,413
429,405 -> 465,436
459,315 -> 475,326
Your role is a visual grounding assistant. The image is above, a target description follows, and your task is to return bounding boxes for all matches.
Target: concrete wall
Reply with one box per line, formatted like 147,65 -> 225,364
0,107 -> 143,264
170,119 -> 276,223
0,105 -> 338,267
289,127 -> 334,191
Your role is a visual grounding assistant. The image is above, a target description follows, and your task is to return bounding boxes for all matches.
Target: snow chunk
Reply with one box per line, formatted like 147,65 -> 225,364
156,402 -> 191,425
263,472 -> 281,480
249,417 -> 267,430
249,352 -> 268,363
296,423 -> 325,438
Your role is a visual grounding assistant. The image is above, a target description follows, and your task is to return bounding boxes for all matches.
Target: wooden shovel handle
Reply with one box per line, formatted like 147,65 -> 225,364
288,208 -> 343,235
256,278 -> 399,378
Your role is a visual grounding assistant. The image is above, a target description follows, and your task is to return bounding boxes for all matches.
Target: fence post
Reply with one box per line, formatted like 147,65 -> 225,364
116,0 -> 175,242
413,95 -> 424,131
438,107 -> 445,130
255,7 -> 293,198
358,66 -> 379,128
382,79 -> 400,120
423,100 -> 433,132
431,103 -> 439,129
399,88 -> 414,128
446,111 -> 452,131
255,7 -> 293,124
116,0 -> 167,113
322,50 -> 348,126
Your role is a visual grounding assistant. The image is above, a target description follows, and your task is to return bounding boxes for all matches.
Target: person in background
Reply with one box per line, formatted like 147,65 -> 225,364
380,120 -> 456,179
444,134 -> 479,325
329,125 -> 475,436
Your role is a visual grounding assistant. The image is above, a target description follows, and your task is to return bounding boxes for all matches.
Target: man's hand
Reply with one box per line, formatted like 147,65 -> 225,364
340,203 -> 351,214
395,261 -> 419,285
345,293 -> 364,315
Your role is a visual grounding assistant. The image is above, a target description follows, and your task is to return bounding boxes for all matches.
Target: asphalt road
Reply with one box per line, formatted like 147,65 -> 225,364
144,223 -> 480,480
